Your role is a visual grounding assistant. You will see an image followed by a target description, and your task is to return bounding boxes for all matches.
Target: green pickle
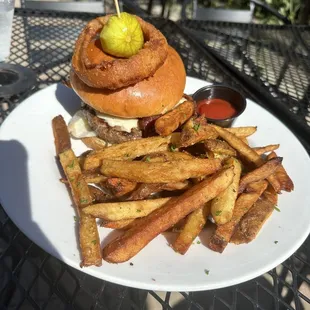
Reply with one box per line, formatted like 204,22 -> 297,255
100,12 -> 144,58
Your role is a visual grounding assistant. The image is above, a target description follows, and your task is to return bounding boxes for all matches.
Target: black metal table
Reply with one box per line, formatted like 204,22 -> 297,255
1,9 -> 310,310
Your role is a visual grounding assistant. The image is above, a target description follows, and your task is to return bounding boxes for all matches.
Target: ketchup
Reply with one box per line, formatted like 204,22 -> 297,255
197,98 -> 237,120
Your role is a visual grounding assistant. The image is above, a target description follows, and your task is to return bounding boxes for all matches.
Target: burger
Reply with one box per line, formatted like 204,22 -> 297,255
67,13 -> 187,145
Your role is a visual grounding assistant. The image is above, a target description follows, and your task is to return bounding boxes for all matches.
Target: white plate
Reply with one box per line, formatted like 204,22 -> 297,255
0,77 -> 310,292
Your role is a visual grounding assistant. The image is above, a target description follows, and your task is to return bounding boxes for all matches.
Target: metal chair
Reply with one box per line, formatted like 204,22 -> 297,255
181,0 -> 290,24
121,0 -> 149,17
21,0 -> 104,13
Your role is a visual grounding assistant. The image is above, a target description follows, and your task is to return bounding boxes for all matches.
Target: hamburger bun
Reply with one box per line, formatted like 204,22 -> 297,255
70,46 -> 186,118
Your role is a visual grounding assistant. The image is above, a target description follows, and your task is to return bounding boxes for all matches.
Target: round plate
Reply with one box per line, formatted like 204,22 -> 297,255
0,77 -> 309,292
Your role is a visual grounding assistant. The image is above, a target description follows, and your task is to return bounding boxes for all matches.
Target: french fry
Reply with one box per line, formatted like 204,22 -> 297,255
83,197 -> 171,221
102,167 -> 234,263
52,116 -> 102,267
89,185 -> 112,202
267,152 -> 294,192
102,215 -> 187,232
204,139 -> 237,156
226,126 -> 257,137
208,180 -> 268,253
168,218 -> 187,232
230,190 -> 276,244
100,158 -> 221,183
263,185 -> 278,205
253,144 -> 280,155
211,158 -> 242,225
101,218 -> 136,229
238,157 -> 283,193
77,150 -> 91,168
179,116 -> 218,148
172,202 -> 210,254
142,151 -> 193,162
127,181 -> 190,201
240,137 -> 249,145
211,124 -> 264,167
83,134 -> 179,170
52,115 -> 71,154
103,178 -> 137,197
155,100 -> 195,136
82,137 -> 107,150
83,173 -> 107,184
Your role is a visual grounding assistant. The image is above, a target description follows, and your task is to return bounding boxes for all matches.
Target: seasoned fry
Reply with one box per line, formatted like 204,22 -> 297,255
238,157 -> 283,193
52,108 -> 294,265
77,150 -> 91,168
169,218 -> 187,232
83,173 -> 107,184
204,139 -> 237,156
211,124 -> 264,167
59,154 -> 102,266
155,100 -> 195,136
52,116 -> 102,267
179,116 -> 218,148
82,137 -> 107,150
101,218 -> 136,229
102,167 -> 234,263
211,158 -> 242,224
226,126 -> 257,137
83,197 -> 171,221
127,183 -> 165,200
52,115 -> 71,155
103,215 -> 187,232
173,202 -> 210,254
208,180 -> 268,253
230,191 -> 276,244
103,178 -> 137,197
89,185 -> 112,202
84,134 -> 179,170
143,151 -> 193,162
263,185 -> 278,205
253,144 -> 280,155
104,216 -> 188,232
240,137 -> 249,145
267,152 -> 294,192
100,158 -> 221,183
128,181 -> 190,200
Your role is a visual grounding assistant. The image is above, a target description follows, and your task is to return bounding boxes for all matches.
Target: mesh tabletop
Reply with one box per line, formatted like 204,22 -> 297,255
0,9 -> 310,310
179,20 -> 310,152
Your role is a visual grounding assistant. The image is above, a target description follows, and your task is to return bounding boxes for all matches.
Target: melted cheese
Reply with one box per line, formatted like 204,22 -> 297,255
68,110 -> 96,138
96,112 -> 138,133
68,97 -> 187,138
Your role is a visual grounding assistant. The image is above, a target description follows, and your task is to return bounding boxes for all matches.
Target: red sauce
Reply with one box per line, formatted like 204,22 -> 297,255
197,98 -> 237,120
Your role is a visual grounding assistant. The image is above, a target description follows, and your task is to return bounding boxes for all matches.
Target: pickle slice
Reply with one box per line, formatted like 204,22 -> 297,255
100,12 -> 144,58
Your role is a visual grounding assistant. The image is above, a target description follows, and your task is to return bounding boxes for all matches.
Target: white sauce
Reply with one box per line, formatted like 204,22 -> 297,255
68,110 -> 96,138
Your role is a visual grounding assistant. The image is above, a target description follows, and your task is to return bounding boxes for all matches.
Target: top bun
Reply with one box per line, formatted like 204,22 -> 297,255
70,46 -> 186,118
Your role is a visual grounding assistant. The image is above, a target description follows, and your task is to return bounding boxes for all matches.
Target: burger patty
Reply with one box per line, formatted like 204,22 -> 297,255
82,108 -> 142,144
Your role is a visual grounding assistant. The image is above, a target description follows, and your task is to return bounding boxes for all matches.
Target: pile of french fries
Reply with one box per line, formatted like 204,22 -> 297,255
52,99 -> 293,266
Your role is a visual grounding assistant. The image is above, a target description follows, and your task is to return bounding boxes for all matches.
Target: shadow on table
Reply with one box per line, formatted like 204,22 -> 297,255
55,83 -> 81,117
0,140 -> 61,261
169,277 -> 276,310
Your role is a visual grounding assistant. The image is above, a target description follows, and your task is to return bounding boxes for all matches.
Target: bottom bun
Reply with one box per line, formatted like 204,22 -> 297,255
70,46 -> 186,118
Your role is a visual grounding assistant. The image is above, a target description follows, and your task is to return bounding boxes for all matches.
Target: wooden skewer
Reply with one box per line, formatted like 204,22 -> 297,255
114,0 -> 121,18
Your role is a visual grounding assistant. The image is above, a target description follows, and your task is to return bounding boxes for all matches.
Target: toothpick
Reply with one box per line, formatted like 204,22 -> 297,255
114,0 -> 121,18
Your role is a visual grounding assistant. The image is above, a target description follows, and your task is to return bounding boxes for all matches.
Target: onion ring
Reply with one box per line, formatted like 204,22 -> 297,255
72,15 -> 168,90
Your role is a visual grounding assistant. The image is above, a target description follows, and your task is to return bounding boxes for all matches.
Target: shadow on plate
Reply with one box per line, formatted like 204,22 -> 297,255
0,140 -> 61,261
55,83 -> 81,117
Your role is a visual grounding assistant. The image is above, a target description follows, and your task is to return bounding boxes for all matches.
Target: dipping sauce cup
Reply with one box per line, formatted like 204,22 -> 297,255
192,85 -> 247,128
